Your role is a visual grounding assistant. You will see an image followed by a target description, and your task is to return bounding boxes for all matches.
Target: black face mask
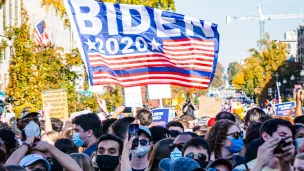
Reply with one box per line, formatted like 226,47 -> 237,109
194,159 -> 209,169
96,155 -> 120,171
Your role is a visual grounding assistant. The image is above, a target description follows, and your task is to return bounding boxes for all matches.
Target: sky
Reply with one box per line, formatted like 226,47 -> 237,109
175,0 -> 304,69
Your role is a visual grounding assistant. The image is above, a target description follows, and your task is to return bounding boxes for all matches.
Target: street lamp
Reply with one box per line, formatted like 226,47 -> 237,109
283,79 -> 287,84
291,75 -> 295,81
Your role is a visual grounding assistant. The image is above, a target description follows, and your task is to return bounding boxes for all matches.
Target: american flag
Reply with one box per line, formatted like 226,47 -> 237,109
66,0 -> 220,89
34,20 -> 50,52
88,38 -> 214,89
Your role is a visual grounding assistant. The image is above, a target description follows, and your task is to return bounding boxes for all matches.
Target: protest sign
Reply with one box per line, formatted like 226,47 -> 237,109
151,108 -> 170,127
198,96 -> 222,118
274,102 -> 295,117
65,0 -> 220,89
148,85 -> 172,99
42,89 -> 69,120
124,86 -> 143,107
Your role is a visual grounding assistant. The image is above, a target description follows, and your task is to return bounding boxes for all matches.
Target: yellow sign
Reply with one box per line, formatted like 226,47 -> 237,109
198,96 -> 222,118
42,89 -> 69,120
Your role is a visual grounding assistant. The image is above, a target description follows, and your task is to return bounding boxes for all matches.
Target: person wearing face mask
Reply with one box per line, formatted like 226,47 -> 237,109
72,113 -> 102,158
169,132 -> 198,161
130,126 -> 152,171
93,134 -> 123,171
15,104 -> 41,143
206,120 -> 246,168
182,137 -> 211,169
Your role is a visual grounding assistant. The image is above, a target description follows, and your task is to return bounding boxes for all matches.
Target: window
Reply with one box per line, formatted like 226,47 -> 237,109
3,4 -> 6,29
2,49 -> 6,60
288,44 -> 291,49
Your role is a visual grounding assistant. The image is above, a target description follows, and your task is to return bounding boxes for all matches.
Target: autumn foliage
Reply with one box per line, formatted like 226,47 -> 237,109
233,34 -> 288,100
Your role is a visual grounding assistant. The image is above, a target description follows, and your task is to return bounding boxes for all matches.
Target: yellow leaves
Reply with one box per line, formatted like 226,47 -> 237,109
42,0 -> 176,27
232,33 -> 288,99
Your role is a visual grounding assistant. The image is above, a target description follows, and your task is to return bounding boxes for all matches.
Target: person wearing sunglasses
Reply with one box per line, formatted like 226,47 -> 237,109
169,132 -> 198,160
131,126 -> 152,171
182,137 -> 211,169
206,120 -> 246,168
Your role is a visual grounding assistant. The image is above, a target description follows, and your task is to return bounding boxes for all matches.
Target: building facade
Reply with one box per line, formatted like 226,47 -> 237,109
298,24 -> 304,66
0,0 -> 22,91
280,31 -> 298,62
0,0 -> 77,91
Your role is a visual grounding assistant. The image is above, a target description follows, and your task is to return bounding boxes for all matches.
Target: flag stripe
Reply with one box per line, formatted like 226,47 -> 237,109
93,73 -> 210,82
93,78 -> 209,88
88,52 -> 214,60
89,61 -> 213,72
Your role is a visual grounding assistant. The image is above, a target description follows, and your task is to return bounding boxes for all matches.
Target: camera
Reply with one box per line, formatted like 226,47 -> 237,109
5,96 -> 14,104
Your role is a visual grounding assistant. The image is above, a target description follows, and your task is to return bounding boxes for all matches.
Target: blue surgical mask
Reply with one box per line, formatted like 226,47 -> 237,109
72,132 -> 87,147
296,138 -> 304,150
225,137 -> 244,153
170,147 -> 182,160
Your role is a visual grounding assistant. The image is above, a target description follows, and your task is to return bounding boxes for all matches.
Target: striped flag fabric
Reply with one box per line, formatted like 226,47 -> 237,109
34,20 -> 50,52
65,0 -> 220,89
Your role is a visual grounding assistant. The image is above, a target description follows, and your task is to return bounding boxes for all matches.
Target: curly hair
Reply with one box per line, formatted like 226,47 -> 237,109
205,120 -> 235,157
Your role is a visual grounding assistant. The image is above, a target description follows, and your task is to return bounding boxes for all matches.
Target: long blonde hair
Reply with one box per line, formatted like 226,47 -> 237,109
66,153 -> 94,171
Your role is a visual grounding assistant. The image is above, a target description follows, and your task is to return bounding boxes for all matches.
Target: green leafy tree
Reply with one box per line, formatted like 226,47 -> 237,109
210,62 -> 224,88
2,10 -> 98,113
228,62 -> 241,83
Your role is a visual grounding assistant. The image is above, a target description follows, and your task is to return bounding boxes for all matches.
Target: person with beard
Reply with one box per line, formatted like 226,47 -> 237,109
0,129 -> 17,164
94,134 -> 123,171
15,104 -> 41,142
5,136 -> 82,171
182,137 -> 211,169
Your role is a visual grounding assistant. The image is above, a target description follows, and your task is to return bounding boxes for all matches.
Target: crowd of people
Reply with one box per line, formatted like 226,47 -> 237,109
0,90 -> 304,171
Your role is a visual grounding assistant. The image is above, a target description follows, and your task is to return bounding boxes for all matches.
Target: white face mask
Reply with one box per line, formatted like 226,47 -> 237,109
170,147 -> 182,160
24,121 -> 40,137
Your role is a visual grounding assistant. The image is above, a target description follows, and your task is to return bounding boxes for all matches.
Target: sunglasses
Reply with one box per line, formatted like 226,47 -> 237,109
226,131 -> 243,139
22,117 -> 39,124
169,143 -> 184,152
185,152 -> 207,162
139,139 -> 149,146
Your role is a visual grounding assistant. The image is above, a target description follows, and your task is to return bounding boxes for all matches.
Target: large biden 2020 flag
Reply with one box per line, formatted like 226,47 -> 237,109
65,0 -> 220,89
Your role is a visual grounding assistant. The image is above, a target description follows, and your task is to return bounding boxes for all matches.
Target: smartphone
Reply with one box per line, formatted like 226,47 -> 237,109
274,137 -> 291,154
128,124 -> 139,148
123,107 -> 132,113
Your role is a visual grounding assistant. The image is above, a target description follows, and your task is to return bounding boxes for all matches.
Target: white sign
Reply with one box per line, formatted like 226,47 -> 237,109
124,86 -> 143,107
148,84 -> 172,99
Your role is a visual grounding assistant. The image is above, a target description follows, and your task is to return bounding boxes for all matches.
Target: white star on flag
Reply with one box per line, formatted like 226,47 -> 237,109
149,38 -> 161,51
85,38 -> 97,51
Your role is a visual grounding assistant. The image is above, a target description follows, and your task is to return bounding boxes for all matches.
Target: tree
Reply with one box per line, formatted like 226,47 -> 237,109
210,62 -> 224,88
232,33 -> 287,101
2,10 -> 98,113
0,0 -> 5,9
228,62 -> 241,83
42,0 -> 176,27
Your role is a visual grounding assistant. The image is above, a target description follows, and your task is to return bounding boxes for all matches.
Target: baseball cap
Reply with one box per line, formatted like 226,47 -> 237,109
19,154 -> 51,171
206,158 -> 233,170
15,103 -> 39,119
139,125 -> 152,137
159,157 -> 200,171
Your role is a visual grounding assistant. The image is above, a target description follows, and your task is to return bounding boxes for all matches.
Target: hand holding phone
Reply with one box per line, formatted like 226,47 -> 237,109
128,124 -> 139,149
